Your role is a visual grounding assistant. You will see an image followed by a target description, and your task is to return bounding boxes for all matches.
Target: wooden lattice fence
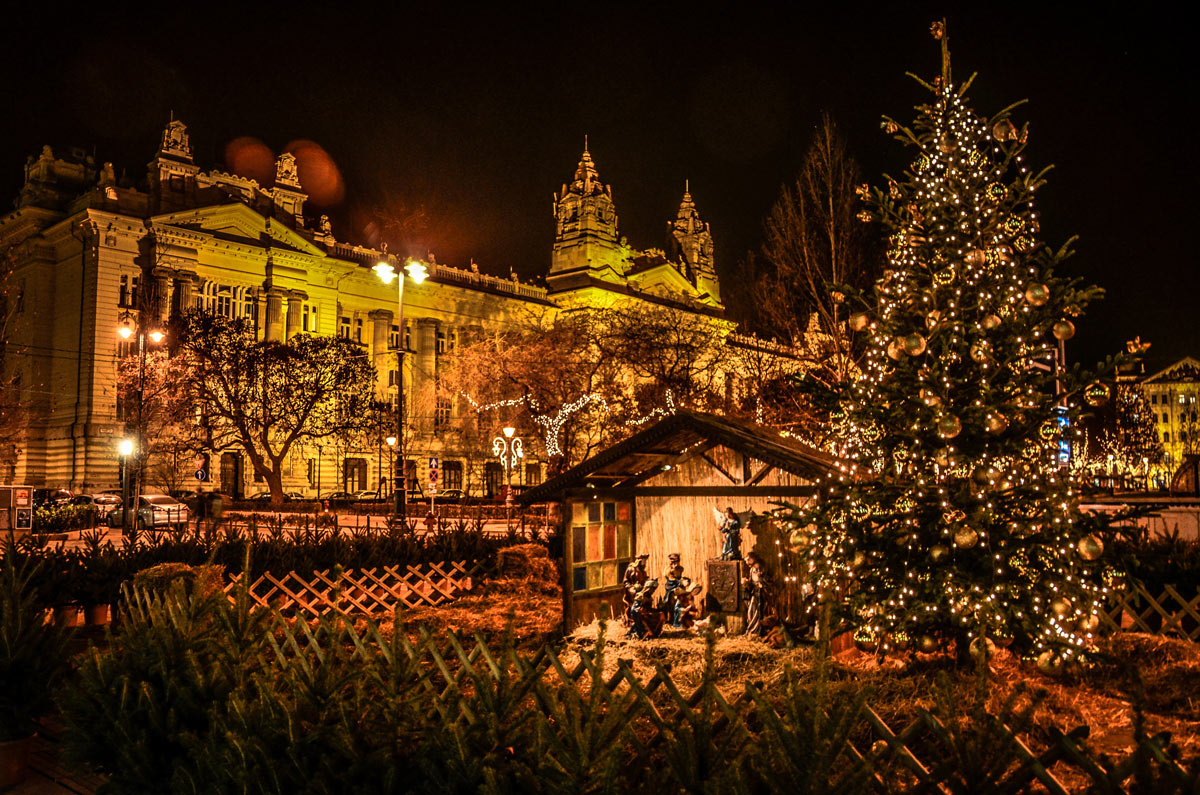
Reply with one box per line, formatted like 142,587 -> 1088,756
1102,584 -> 1200,642
407,629 -> 1196,793
223,560 -> 488,616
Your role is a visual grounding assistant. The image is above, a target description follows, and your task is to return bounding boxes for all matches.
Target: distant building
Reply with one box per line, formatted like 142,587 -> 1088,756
0,120 -> 749,496
1139,357 -> 1200,470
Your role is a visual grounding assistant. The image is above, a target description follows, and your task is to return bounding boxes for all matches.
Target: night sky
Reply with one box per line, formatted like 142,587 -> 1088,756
1,4 -> 1193,371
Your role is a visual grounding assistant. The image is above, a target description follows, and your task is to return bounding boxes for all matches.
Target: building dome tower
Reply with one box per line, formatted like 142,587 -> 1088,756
666,181 -> 719,303
549,141 -> 626,291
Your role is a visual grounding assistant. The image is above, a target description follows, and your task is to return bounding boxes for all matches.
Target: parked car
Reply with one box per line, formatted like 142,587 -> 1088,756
69,494 -> 122,524
32,488 -> 74,507
352,490 -> 384,503
107,494 -> 189,531
432,489 -> 467,504
318,491 -> 357,508
246,491 -> 306,503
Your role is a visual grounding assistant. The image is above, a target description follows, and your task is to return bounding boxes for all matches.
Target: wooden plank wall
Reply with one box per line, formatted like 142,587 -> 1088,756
634,446 -> 812,600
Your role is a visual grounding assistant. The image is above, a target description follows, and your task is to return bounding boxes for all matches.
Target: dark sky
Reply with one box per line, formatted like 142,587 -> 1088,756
1,4 -> 1193,370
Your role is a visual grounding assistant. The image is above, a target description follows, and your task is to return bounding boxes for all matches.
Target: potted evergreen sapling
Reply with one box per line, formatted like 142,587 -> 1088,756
0,544 -> 71,787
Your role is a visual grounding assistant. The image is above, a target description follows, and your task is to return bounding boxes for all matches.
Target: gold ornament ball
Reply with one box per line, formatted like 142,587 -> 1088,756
969,637 -> 996,662
1050,597 -> 1073,618
964,249 -> 987,267
982,313 -> 1002,331
1084,382 -> 1112,407
849,312 -> 870,332
953,527 -> 979,549
920,388 -> 943,408
1077,614 -> 1101,634
936,414 -> 963,440
1024,283 -> 1051,306
985,413 -> 1009,434
1039,420 -> 1060,441
938,132 -> 957,153
1077,534 -> 1104,561
903,333 -> 928,356
926,309 -> 942,329
992,632 -> 1014,649
887,338 -> 905,360
891,631 -> 911,651
918,635 -> 939,654
1036,650 -> 1063,676
993,119 -> 1018,141
930,544 -> 949,562
1052,319 -> 1076,341
788,529 -> 810,550
970,342 -> 992,363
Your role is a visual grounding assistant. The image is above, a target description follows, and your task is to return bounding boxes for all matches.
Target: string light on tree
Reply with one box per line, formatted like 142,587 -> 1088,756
778,19 -> 1125,666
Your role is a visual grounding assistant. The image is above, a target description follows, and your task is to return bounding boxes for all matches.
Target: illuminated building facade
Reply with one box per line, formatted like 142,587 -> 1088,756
0,120 -> 734,497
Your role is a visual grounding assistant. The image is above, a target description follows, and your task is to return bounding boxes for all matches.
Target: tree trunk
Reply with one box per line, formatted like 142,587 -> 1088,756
265,467 -> 285,507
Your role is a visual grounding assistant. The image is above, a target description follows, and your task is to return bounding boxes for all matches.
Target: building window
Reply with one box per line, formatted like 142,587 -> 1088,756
338,316 -> 350,338
443,460 -> 463,491
388,370 -> 397,388
389,324 -> 399,349
118,275 -> 140,309
404,324 -> 411,352
434,396 -> 451,427
436,330 -> 446,354
449,330 -> 457,351
303,304 -> 319,332
525,463 -> 541,486
343,458 -> 367,491
1163,432 -> 1171,443
1180,395 -> 1187,405
355,318 -> 364,343
484,462 -> 504,498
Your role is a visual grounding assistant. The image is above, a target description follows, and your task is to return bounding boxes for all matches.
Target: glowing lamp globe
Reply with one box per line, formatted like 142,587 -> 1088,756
405,260 -> 428,283
373,261 -> 397,284
117,439 -> 134,457
117,323 -> 134,340
148,329 -> 165,344
385,436 -> 397,446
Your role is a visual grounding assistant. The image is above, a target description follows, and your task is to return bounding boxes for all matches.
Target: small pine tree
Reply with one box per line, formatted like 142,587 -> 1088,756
784,20 -> 1120,663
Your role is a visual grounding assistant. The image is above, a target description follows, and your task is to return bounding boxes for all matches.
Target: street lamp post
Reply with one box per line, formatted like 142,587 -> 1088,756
117,438 -> 134,535
117,313 -> 164,533
373,257 -> 427,520
493,426 -> 523,533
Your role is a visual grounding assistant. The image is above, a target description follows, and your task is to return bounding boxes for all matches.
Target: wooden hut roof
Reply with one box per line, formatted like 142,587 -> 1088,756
519,410 -> 835,503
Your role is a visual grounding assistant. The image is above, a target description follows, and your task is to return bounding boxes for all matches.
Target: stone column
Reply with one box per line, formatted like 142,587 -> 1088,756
173,273 -> 196,315
369,309 -> 393,397
153,269 -> 172,323
414,318 -> 439,433
265,288 -> 284,342
285,291 -> 306,338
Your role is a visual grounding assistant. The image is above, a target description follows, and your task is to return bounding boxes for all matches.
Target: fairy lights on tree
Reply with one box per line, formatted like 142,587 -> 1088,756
782,20 -> 1123,668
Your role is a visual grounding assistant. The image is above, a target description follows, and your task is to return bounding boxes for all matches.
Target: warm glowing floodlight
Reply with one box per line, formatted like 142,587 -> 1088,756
386,436 -> 397,446
373,261 -> 397,284
404,259 -> 428,284
117,438 -> 134,457
117,322 -> 134,340
502,426 -> 515,439
148,329 -> 165,344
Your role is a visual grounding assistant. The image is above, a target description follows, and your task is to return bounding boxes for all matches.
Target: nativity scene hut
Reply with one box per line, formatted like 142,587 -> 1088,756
519,411 -> 835,631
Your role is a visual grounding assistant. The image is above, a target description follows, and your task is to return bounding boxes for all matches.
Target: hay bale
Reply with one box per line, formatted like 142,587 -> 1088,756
497,544 -> 557,581
132,562 -> 225,599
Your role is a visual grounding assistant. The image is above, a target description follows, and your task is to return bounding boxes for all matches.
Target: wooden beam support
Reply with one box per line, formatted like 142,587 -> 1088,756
700,452 -> 739,485
747,464 -> 775,486
561,485 -> 817,499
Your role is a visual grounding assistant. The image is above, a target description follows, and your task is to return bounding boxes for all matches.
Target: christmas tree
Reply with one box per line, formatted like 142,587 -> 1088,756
787,21 -> 1118,666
